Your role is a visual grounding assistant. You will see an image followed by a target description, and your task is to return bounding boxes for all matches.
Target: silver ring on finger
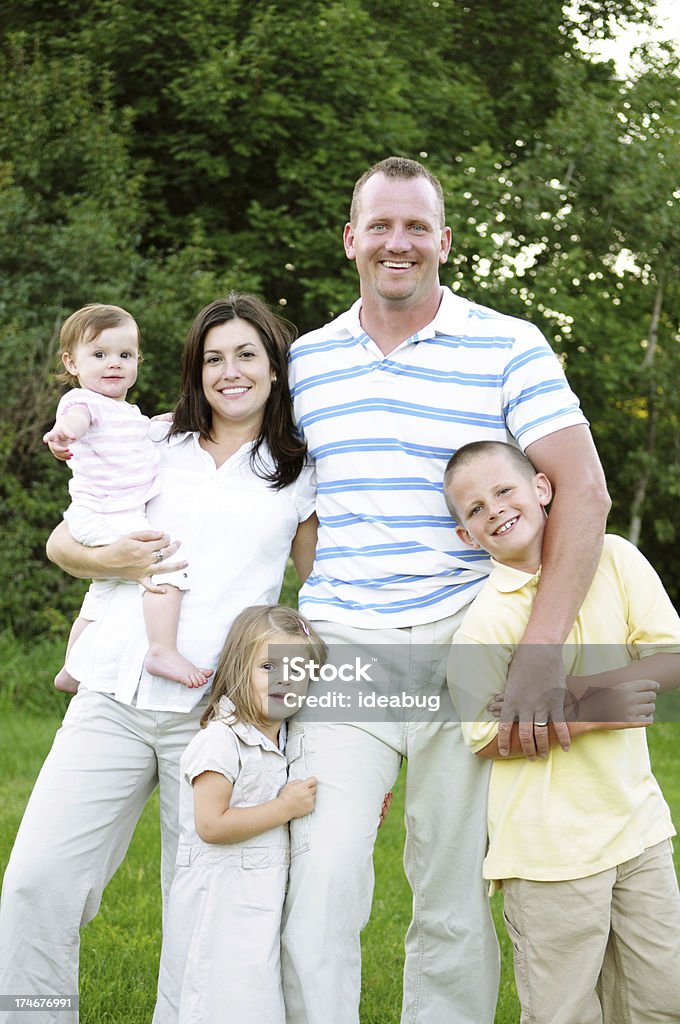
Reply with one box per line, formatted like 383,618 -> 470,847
153,549 -> 164,564
534,719 -> 549,728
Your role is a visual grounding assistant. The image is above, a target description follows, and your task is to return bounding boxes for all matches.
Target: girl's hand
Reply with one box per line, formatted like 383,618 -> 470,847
278,777 -> 317,819
43,426 -> 76,461
378,790 -> 393,829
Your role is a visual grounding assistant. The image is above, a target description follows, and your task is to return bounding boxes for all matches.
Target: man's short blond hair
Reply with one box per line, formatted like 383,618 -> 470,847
349,157 -> 445,228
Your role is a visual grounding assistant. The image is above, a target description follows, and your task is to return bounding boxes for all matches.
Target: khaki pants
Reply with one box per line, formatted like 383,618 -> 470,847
0,689 -> 206,1024
282,614 -> 500,1024
502,839 -> 680,1024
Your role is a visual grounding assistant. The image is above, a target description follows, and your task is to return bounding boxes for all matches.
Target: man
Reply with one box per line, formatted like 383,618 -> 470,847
283,157 -> 610,1024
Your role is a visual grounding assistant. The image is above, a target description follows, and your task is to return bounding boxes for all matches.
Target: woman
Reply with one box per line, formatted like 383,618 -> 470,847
0,294 -> 317,1024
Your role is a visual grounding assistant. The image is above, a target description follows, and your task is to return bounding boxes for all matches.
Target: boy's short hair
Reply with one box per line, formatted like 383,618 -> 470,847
57,304 -> 138,386
443,441 -> 537,522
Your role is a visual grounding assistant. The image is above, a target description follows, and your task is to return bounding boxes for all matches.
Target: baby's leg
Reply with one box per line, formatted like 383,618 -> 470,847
54,615 -> 92,693
143,586 -> 212,688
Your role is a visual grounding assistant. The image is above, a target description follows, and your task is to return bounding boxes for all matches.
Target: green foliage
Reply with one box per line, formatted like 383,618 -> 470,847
0,631 -> 68,714
1,3 -> 680,637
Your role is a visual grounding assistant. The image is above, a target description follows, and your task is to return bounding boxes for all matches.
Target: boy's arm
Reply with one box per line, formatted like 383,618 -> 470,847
568,652 -> 680,699
500,425 -> 610,758
43,407 -> 92,459
477,720 -> 598,759
192,771 -> 317,844
477,676 -> 658,759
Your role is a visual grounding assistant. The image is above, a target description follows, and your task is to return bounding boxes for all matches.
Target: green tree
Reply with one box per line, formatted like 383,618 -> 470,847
467,52 -> 680,599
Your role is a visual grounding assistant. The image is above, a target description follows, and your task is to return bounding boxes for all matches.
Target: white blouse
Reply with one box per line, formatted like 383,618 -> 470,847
69,430 -> 315,712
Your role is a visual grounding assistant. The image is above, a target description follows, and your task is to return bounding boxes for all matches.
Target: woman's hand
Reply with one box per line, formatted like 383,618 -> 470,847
46,522 -> 188,593
102,532 -> 189,593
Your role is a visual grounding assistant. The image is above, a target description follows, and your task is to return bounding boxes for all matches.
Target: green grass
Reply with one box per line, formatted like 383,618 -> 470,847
1,704 -> 678,1023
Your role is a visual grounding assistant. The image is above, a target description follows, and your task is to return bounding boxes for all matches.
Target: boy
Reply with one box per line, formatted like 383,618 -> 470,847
444,440 -> 680,1024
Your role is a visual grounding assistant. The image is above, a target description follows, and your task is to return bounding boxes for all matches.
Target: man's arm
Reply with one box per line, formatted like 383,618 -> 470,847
46,520 -> 186,592
499,424 -> 611,759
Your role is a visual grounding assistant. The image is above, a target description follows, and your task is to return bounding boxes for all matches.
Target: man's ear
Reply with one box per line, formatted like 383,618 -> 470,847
535,472 -> 553,507
455,524 -> 481,550
343,222 -> 356,261
439,226 -> 452,264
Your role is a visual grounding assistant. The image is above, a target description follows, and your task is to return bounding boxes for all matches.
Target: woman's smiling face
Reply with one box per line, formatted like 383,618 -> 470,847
201,318 -> 275,436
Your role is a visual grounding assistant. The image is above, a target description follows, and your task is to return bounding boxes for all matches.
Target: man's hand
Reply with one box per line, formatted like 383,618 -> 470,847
498,645 -> 571,759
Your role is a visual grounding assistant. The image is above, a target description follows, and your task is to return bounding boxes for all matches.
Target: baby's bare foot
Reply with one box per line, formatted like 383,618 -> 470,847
145,647 -> 213,688
54,667 -> 80,693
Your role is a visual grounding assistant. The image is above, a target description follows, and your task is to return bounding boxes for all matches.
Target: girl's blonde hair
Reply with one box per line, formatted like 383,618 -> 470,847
56,303 -> 139,385
201,605 -> 327,730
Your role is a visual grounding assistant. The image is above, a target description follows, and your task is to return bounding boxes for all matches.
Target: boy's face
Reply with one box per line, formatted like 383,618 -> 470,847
447,452 -> 552,573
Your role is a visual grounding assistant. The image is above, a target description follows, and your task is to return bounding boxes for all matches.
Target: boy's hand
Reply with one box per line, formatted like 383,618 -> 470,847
43,426 -> 76,461
499,645 -> 569,760
279,777 -> 317,819
490,678 -> 659,732
574,678 -> 659,726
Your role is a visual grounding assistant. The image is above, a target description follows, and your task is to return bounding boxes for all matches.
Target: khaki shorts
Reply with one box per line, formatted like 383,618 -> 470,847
502,839 -> 680,1024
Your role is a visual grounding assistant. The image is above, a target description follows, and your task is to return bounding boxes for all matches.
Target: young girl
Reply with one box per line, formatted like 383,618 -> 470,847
43,303 -> 211,691
153,604 -> 326,1024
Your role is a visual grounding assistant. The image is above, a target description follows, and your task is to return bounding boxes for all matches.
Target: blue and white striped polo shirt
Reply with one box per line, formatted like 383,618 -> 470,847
290,287 -> 586,628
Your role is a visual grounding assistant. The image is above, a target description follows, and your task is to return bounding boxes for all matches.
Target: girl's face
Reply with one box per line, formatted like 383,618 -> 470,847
250,631 -> 311,736
62,322 -> 139,401
201,318 -> 275,436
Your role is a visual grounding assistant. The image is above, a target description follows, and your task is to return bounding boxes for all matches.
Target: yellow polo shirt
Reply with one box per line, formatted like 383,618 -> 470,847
448,534 -> 680,883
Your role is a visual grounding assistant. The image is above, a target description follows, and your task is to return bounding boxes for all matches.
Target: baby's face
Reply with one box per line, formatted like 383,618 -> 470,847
63,321 -> 139,401
446,453 -> 552,573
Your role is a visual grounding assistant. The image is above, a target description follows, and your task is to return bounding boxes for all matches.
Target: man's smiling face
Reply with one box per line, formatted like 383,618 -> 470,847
343,173 -> 451,310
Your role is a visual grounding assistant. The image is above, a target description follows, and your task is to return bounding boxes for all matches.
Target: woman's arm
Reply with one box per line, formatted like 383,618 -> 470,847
290,513 -> 318,584
46,520 -> 187,590
193,771 -> 317,844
